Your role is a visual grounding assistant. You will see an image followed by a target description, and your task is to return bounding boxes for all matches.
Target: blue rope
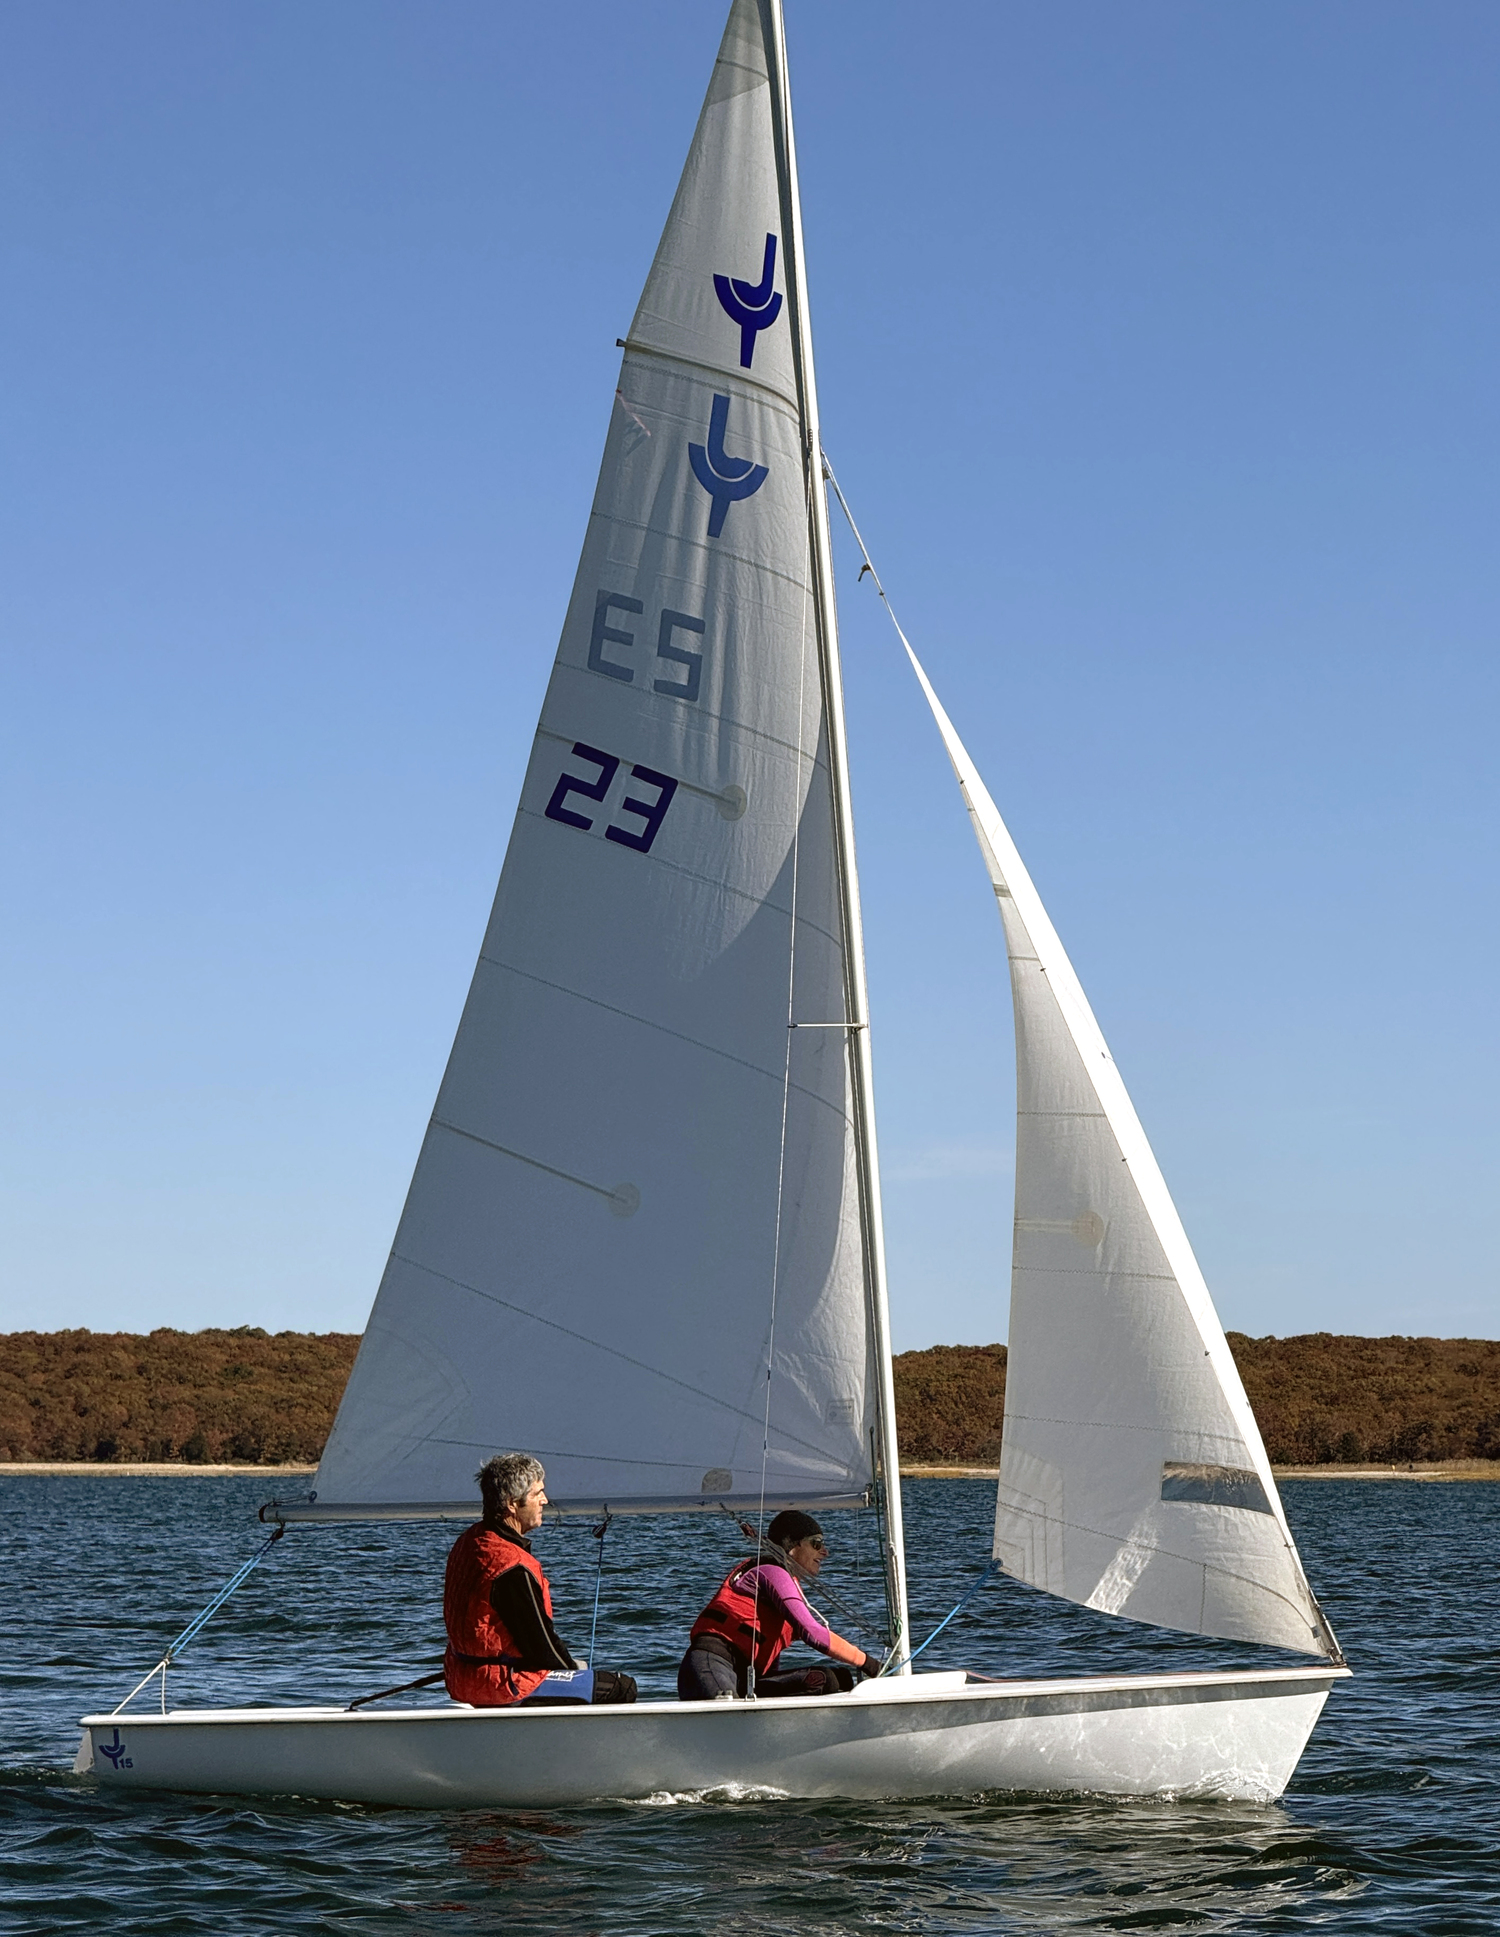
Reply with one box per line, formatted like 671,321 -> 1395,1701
587,1512 -> 611,1662
112,1524 -> 285,1714
165,1525 -> 285,1660
879,1560 -> 999,1676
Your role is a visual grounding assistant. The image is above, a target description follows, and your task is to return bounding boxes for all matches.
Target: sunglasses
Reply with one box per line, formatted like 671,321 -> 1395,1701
805,1537 -> 827,1552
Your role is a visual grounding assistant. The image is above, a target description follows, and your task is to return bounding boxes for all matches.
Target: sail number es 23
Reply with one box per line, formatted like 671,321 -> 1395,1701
545,743 -> 679,854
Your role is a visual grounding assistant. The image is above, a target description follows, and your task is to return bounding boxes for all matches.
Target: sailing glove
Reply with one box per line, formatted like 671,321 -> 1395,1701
857,1653 -> 882,1679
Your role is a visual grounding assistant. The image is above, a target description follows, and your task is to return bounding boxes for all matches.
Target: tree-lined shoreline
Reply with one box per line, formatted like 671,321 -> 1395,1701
2,1327 -> 1498,1469
892,1336 -> 1500,1467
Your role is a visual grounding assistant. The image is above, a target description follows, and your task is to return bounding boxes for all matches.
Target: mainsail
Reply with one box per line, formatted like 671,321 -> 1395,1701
902,652 -> 1338,1659
298,0 -> 904,1640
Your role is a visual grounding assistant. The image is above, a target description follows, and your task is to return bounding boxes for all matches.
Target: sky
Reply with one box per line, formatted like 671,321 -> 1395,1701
2,1 -> 1497,1351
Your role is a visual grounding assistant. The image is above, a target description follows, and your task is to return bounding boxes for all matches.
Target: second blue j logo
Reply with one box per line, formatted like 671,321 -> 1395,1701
688,395 -> 769,538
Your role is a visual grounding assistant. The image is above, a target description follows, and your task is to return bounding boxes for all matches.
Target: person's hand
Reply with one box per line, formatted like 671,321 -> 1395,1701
857,1652 -> 882,1679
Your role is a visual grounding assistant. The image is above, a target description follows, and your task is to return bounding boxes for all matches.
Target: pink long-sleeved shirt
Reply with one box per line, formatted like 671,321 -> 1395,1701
735,1562 -> 833,1652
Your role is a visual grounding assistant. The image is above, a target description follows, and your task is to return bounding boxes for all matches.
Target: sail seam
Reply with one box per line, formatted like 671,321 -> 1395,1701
617,335 -> 799,412
537,691 -> 831,777
1004,1413 -> 1252,1441
1009,1269 -> 1182,1284
581,509 -> 817,604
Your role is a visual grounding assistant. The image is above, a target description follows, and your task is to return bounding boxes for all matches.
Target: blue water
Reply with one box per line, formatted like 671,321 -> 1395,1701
2,1476 -> 1496,1934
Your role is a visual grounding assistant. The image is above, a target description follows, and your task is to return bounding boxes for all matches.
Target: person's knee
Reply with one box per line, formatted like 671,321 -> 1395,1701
677,1643 -> 742,1701
591,1668 -> 637,1705
761,1664 -> 855,1698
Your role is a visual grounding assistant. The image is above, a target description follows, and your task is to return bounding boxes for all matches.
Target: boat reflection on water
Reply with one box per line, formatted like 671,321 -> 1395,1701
438,1792 -> 1360,1936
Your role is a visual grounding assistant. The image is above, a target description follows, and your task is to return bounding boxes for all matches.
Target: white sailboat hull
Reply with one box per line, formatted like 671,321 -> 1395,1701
79,1665 -> 1346,1808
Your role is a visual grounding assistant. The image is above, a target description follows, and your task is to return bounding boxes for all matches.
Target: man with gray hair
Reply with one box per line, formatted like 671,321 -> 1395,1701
443,1452 -> 637,1706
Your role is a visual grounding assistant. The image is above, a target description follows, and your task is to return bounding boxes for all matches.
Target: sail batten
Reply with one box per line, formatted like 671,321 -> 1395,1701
901,648 -> 1337,1661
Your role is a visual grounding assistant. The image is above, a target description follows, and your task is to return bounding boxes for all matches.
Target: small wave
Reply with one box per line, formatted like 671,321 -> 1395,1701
628,1782 -> 791,1807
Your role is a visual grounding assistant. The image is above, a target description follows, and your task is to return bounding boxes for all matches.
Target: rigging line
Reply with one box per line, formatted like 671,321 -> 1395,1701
820,454 -> 923,669
614,334 -> 801,413
750,398 -> 819,1703
541,677 -> 835,789
588,1509 -> 612,1662
110,1524 -> 285,1717
543,664 -> 835,774
878,1560 -> 1001,1678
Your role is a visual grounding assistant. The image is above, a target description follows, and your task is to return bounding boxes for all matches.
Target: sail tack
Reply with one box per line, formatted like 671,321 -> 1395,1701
307,0 -> 889,1525
904,655 -> 1337,1659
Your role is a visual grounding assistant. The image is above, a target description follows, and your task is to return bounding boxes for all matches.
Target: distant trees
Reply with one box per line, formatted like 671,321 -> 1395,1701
891,1344 -> 1008,1464
0,1328 -> 358,1464
1226,1333 -> 1500,1466
1,1327 -> 1497,1466
891,1334 -> 1500,1466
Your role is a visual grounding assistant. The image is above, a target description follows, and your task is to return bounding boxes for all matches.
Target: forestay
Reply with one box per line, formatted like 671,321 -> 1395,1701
903,653 -> 1338,1659
302,0 -> 892,1525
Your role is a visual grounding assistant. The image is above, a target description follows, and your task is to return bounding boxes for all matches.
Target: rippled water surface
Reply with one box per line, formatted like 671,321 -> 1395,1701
3,1475 -> 1497,1934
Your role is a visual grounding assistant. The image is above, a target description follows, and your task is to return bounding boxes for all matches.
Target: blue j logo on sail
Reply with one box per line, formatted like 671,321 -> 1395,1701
689,395 -> 768,538
714,233 -> 782,368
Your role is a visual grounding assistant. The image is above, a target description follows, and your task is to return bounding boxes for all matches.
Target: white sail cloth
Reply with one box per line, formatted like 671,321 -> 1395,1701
306,0 -> 882,1519
904,653 -> 1337,1658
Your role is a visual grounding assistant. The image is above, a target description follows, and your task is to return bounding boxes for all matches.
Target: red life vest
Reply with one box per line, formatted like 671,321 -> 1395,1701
691,1559 -> 798,1679
443,1522 -> 553,1707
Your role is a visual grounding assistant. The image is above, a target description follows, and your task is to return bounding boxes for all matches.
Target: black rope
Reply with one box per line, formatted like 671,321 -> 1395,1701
346,1665 -> 447,1711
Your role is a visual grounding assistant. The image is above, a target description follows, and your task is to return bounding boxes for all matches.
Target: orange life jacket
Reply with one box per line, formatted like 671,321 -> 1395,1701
691,1558 -> 798,1679
443,1522 -> 553,1706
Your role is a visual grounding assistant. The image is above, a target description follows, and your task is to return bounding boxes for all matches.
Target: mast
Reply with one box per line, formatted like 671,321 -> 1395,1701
761,0 -> 910,1668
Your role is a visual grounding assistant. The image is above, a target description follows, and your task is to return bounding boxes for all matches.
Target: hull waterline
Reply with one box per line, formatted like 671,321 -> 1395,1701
79,1665 -> 1347,1808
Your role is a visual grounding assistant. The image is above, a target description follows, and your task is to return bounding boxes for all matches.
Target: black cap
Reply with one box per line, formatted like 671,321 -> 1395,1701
767,1509 -> 822,1549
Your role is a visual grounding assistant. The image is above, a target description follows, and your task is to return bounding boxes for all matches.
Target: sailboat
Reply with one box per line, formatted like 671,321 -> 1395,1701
78,0 -> 1347,1807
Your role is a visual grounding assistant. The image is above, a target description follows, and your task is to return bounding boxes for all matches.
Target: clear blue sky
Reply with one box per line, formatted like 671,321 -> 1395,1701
3,2 -> 1496,1349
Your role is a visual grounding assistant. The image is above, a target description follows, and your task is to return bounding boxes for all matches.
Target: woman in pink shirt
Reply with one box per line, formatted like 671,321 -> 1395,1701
678,1510 -> 882,1700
